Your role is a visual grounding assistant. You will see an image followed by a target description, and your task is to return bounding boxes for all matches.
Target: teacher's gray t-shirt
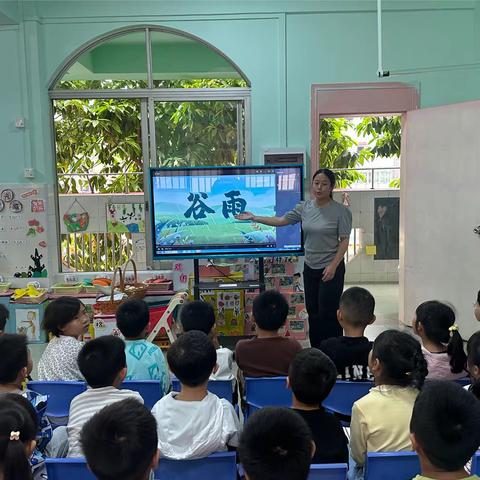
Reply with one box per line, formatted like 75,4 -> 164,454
284,199 -> 352,269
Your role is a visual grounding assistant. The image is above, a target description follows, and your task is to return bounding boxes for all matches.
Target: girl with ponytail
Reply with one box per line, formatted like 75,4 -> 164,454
0,393 -> 37,480
350,330 -> 428,473
414,300 -> 467,380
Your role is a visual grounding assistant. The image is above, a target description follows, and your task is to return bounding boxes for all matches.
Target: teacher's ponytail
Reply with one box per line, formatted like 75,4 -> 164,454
312,168 -> 336,198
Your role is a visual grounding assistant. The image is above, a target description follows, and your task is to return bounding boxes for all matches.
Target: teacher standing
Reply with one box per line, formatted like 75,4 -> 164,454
235,168 -> 352,348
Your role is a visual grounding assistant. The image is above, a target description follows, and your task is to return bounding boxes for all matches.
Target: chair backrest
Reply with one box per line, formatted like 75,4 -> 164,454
154,451 -> 237,480
121,380 -> 163,408
308,463 -> 348,480
455,378 -> 470,387
364,452 -> 420,480
472,450 -> 480,475
171,378 -> 233,403
244,377 -> 291,417
28,381 -> 86,419
323,381 -> 373,418
45,458 -> 96,480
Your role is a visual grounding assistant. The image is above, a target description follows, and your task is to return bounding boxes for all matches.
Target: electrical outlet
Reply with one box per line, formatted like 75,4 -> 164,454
24,168 -> 35,179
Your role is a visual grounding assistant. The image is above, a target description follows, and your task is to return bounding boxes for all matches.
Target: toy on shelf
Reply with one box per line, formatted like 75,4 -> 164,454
11,284 -> 47,304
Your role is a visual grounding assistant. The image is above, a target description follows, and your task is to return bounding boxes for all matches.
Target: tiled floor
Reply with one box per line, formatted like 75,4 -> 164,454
29,282 -> 401,377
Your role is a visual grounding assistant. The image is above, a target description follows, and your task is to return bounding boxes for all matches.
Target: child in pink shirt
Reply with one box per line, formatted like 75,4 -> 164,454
413,300 -> 467,380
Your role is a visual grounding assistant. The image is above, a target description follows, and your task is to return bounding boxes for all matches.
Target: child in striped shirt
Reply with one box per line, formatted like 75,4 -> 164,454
67,336 -> 142,457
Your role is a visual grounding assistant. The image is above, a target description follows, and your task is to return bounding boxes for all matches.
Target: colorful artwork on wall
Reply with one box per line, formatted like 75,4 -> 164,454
106,203 -> 145,233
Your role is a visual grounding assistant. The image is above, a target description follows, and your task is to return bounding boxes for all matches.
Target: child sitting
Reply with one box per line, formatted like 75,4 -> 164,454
466,331 -> 480,399
81,398 -> 159,480
0,304 -> 8,336
289,348 -> 348,464
350,330 -> 428,471
67,335 -> 143,457
320,287 -> 375,381
410,380 -> 480,480
414,300 -> 467,380
0,393 -> 38,480
239,406 -> 315,480
116,299 -> 170,394
38,297 -> 90,380
180,300 -> 234,381
151,330 -> 240,459
0,333 -> 69,476
235,290 -> 302,377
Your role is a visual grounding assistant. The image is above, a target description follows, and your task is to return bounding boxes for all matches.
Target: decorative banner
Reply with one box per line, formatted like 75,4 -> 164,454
63,199 -> 89,233
106,203 -> 145,233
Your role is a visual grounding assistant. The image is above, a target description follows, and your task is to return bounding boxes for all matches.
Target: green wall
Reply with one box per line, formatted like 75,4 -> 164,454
0,0 -> 479,183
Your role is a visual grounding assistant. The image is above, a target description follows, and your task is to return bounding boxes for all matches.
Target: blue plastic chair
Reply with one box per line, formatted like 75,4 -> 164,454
28,381 -> 86,423
154,451 -> 237,480
323,381 -> 373,418
121,380 -> 163,408
455,377 -> 470,387
364,451 -> 420,480
309,463 -> 348,479
472,451 -> 480,474
45,458 -> 96,480
244,376 -> 291,418
171,378 -> 233,403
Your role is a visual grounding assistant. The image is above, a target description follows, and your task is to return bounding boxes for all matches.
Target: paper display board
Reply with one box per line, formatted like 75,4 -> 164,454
15,307 -> 41,342
0,184 -> 48,281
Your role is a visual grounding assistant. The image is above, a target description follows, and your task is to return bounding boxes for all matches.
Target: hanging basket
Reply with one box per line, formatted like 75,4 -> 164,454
121,257 -> 148,300
93,268 -> 126,315
63,199 -> 89,233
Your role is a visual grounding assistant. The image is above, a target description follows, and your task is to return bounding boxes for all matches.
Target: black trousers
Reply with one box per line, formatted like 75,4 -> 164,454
303,261 -> 345,348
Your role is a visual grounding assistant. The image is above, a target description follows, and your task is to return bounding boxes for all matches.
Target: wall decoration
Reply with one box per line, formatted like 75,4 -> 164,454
374,197 -> 400,260
0,184 -> 48,280
106,203 -> 145,233
63,199 -> 89,233
31,200 -> 44,213
1,189 -> 14,202
9,200 -> 23,213
16,308 -> 41,342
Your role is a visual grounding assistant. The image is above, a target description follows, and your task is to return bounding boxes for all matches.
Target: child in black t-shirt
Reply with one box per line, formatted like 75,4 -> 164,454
288,348 -> 348,465
320,287 -> 375,381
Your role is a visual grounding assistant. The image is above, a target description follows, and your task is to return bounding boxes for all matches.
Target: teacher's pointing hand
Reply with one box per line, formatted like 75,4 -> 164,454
235,211 -> 255,221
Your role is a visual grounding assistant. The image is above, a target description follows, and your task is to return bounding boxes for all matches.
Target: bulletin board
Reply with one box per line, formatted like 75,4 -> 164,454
0,184 -> 49,281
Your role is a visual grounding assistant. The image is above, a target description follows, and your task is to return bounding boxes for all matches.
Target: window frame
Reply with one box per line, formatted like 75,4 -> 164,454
310,82 -> 418,184
48,25 -> 251,274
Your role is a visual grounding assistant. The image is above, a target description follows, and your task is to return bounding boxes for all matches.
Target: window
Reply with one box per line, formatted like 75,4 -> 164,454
50,27 -> 251,272
319,115 -> 401,190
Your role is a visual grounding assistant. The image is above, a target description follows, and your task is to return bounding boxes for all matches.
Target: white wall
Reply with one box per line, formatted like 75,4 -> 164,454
401,100 -> 480,337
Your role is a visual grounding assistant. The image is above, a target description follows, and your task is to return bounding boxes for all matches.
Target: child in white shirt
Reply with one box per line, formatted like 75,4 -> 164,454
179,300 -> 234,382
151,331 -> 240,459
